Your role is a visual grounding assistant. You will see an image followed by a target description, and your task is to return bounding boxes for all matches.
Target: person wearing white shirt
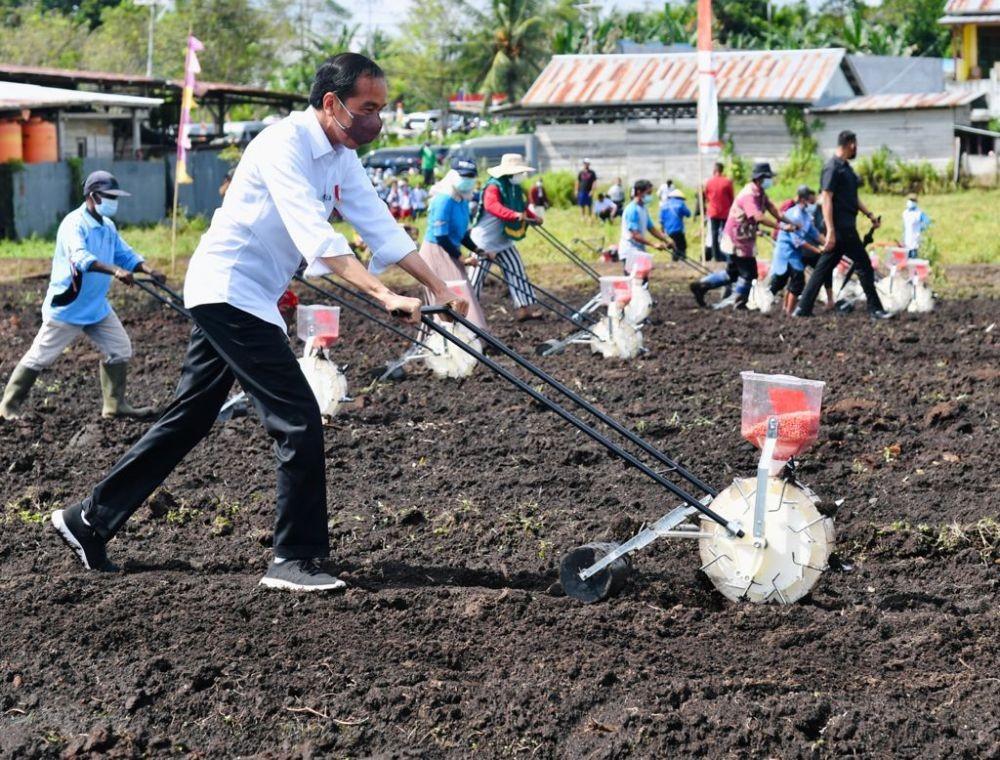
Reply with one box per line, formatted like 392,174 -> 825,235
657,179 -> 674,207
50,53 -> 467,592
902,194 -> 930,258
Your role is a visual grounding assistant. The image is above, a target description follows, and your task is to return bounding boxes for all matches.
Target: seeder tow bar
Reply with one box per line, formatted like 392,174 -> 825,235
420,306 -> 835,605
134,277 -> 190,319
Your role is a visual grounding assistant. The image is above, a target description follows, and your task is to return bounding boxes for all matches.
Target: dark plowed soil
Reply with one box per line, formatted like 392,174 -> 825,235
1,277 -> 998,758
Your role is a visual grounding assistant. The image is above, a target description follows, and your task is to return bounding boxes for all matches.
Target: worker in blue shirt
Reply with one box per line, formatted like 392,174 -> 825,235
416,158 -> 487,329
0,171 -> 164,420
659,188 -> 692,261
769,185 -> 826,315
618,179 -> 672,276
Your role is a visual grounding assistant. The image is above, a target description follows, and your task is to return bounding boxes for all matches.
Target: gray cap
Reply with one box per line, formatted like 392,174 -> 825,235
796,184 -> 815,199
83,170 -> 130,198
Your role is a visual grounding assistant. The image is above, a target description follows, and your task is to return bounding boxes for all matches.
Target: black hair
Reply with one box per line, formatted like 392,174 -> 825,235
714,161 -> 725,173
309,53 -> 385,109
837,130 -> 857,147
633,179 -> 653,196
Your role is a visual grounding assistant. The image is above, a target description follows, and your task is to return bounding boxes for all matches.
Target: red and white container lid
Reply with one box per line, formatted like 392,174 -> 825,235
296,304 -> 341,345
599,276 -> 632,305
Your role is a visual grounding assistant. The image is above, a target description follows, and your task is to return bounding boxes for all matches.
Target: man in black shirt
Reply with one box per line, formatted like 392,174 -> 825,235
794,130 -> 893,319
575,159 -> 597,219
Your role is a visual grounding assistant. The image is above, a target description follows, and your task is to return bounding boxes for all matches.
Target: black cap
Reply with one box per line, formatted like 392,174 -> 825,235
751,162 -> 774,180
83,170 -> 130,198
451,158 -> 477,178
796,184 -> 814,199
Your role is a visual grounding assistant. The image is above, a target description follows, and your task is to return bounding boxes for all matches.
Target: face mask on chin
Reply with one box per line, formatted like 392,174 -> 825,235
330,93 -> 383,145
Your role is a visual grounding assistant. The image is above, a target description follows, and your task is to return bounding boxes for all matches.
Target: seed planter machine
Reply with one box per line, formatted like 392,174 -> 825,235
421,305 -> 835,604
531,226 -> 652,359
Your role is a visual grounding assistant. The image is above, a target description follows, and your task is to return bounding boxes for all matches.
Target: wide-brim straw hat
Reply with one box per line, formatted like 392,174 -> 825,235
487,153 -> 535,178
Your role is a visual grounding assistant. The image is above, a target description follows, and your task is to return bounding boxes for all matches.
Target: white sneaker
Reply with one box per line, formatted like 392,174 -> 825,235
258,559 -> 346,592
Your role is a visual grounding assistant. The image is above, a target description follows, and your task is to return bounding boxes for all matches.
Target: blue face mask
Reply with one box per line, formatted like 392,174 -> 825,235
455,177 -> 475,194
761,178 -> 773,190
96,196 -> 118,218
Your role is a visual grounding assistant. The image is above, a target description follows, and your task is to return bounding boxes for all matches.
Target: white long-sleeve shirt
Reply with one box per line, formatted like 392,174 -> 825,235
185,108 -> 414,330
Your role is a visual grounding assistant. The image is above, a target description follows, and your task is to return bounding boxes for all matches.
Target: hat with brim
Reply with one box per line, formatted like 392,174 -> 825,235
83,170 -> 131,197
751,162 -> 774,181
668,189 -> 686,199
487,153 -> 535,178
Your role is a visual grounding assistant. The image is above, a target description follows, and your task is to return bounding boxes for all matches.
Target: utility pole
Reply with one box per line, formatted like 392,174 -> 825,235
133,0 -> 165,78
574,2 -> 601,54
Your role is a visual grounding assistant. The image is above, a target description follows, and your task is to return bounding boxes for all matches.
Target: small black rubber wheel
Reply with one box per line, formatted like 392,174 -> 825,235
559,542 -> 631,604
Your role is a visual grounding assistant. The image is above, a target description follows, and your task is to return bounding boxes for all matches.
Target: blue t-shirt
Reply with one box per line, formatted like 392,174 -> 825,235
620,200 -> 654,250
772,203 -> 821,275
424,193 -> 470,250
659,197 -> 691,235
42,205 -> 144,325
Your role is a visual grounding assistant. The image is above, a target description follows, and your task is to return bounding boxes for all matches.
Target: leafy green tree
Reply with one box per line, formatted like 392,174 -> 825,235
0,4 -> 88,67
463,0 -> 548,101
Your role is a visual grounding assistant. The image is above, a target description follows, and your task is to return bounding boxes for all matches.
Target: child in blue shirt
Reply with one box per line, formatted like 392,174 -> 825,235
769,185 -> 825,314
659,188 -> 691,261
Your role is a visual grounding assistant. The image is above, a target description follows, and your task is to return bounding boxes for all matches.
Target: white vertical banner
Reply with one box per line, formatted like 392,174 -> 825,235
697,0 -> 721,155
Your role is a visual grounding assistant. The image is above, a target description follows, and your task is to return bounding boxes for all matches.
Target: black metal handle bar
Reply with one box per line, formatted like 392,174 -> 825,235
533,225 -> 601,281
676,256 -> 713,277
294,275 -> 437,353
134,278 -> 191,320
149,278 -> 186,306
420,307 -> 732,533
475,263 -> 599,337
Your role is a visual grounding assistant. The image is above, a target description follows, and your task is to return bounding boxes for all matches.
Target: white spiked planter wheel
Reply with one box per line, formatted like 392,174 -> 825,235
699,477 -> 834,604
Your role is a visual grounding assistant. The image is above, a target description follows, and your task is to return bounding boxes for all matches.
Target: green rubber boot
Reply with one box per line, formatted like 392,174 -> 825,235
100,362 -> 155,419
0,364 -> 40,420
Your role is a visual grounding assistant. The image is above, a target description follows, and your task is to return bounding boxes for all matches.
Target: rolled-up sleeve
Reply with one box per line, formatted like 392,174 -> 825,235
259,139 -> 352,265
62,219 -> 97,272
337,152 -> 414,274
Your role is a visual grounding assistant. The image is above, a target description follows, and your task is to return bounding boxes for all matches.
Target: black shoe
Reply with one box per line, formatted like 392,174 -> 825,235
689,282 -> 707,308
51,504 -> 118,572
259,559 -> 346,592
870,309 -> 895,320
791,307 -> 813,318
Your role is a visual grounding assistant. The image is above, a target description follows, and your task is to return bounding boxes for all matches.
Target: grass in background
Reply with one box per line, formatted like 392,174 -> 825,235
2,189 -> 997,271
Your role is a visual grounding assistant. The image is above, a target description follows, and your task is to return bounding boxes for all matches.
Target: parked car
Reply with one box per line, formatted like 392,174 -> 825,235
360,147 -> 422,174
402,110 -> 466,133
445,135 -> 537,170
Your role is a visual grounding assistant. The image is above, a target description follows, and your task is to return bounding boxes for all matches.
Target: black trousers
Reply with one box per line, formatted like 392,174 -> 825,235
669,231 -> 687,261
82,303 -> 328,560
707,218 -> 726,262
798,226 -> 883,314
770,268 -> 805,297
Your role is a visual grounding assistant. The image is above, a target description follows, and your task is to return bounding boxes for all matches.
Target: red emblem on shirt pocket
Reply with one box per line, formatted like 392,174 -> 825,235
333,185 -> 340,202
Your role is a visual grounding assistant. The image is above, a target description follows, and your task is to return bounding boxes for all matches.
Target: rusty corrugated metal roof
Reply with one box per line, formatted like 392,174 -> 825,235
942,0 -> 1000,14
810,91 -> 983,112
520,49 -> 848,108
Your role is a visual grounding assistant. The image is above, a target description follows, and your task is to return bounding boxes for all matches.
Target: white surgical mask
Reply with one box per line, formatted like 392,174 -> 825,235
510,172 -> 527,183
906,200 -> 917,210
455,177 -> 475,194
805,203 -> 817,215
96,197 -> 118,218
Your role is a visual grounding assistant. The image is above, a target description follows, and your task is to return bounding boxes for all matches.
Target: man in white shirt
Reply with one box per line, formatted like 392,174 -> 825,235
51,53 -> 467,592
902,194 -> 930,258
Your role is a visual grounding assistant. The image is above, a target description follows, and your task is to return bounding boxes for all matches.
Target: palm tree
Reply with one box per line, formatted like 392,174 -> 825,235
464,0 -> 549,104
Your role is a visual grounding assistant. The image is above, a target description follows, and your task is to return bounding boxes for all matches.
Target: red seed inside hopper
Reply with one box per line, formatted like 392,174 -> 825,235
741,411 -> 821,461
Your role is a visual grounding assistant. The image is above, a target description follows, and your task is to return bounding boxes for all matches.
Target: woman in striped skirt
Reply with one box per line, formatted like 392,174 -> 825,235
469,154 -> 544,322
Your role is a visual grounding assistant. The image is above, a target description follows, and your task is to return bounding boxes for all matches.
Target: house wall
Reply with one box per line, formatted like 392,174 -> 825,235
812,107 -> 966,164
59,118 -> 114,160
535,113 -> 795,185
